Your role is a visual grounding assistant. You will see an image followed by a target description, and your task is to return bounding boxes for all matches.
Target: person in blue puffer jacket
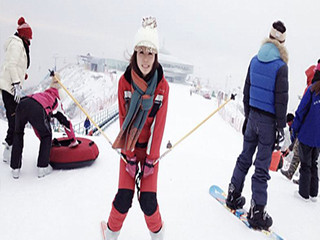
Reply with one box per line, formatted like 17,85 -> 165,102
225,20 -> 289,231
291,60 -> 320,202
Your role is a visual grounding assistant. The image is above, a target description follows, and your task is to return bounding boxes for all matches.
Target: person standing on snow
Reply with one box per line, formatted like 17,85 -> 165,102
225,21 -> 288,230
0,17 -> 32,163
291,60 -> 320,202
84,117 -> 91,135
102,17 -> 169,240
10,73 -> 78,179
281,64 -> 316,181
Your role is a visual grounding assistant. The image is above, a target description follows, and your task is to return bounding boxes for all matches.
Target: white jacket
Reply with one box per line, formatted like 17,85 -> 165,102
0,35 -> 27,95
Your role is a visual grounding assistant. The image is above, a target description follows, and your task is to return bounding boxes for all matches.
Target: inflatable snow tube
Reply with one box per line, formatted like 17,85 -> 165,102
49,137 -> 99,169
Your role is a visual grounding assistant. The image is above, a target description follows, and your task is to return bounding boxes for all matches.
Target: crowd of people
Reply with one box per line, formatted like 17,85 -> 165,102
0,16 -> 319,240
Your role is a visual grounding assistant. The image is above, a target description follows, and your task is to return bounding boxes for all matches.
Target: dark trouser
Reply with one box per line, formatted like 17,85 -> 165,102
2,90 -> 18,146
298,142 -> 319,198
231,109 -> 276,206
10,97 -> 52,169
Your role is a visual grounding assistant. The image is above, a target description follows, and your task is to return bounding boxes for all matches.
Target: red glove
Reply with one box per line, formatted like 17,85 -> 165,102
281,148 -> 290,157
25,73 -> 28,80
126,156 -> 138,178
143,158 -> 154,178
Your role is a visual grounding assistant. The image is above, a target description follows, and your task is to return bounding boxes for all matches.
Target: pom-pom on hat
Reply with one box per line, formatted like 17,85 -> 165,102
269,20 -> 286,44
133,16 -> 159,54
17,17 -> 32,40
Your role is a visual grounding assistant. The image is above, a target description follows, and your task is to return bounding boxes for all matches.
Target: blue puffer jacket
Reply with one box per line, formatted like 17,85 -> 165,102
292,85 -> 320,147
243,40 -> 289,128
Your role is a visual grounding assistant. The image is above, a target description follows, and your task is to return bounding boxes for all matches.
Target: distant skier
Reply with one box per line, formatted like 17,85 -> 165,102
84,117 -> 91,135
290,60 -> 320,201
10,73 -> 78,179
103,17 -> 169,240
0,17 -> 33,163
225,21 -> 288,230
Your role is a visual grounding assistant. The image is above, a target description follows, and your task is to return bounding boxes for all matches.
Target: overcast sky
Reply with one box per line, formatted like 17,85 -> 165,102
1,0 -> 320,110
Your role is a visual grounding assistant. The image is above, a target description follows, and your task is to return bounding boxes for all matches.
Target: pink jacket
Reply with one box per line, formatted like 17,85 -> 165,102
30,88 -> 75,140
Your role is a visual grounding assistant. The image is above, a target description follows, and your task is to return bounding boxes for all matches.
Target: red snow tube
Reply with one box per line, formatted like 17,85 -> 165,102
49,137 -> 99,169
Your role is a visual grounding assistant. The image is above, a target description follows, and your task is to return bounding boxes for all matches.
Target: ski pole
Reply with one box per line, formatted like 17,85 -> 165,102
154,93 -> 236,165
49,70 -> 127,163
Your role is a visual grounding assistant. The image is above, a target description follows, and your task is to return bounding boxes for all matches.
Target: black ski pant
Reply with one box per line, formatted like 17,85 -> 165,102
2,90 -> 17,146
298,142 -> 319,198
10,97 -> 52,169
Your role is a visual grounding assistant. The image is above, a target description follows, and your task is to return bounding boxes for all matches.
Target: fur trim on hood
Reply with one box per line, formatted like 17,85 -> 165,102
262,38 -> 288,64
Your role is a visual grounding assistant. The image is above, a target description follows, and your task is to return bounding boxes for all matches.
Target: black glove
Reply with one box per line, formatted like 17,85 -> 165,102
275,128 -> 285,149
242,118 -> 248,135
52,138 -> 61,147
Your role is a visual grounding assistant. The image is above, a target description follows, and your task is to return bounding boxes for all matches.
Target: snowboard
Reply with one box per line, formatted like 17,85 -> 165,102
209,185 -> 284,240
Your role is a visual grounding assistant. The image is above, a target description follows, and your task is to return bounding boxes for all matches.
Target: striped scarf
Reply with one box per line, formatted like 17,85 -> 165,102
112,69 -> 158,151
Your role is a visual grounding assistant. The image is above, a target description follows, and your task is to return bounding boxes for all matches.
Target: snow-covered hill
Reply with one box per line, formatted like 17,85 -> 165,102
37,65 -> 119,122
0,64 -> 119,124
0,83 -> 319,240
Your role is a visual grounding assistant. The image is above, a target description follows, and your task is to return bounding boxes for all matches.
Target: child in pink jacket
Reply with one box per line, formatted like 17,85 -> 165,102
10,74 -> 77,179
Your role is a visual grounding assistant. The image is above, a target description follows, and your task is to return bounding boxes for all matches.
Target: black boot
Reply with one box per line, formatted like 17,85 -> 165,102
293,178 -> 299,185
226,183 -> 246,210
247,200 -> 273,230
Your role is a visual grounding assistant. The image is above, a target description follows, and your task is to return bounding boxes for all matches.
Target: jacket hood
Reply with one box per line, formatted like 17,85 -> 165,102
4,35 -> 22,51
45,87 -> 60,99
257,38 -> 288,64
305,65 -> 316,86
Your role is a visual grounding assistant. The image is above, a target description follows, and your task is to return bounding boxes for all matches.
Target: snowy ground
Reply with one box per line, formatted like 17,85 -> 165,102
0,83 -> 319,240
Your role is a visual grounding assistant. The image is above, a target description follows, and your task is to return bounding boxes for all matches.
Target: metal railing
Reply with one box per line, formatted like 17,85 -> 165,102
53,104 -> 119,135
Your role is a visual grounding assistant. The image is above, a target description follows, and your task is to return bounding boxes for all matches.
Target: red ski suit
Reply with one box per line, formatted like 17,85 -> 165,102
108,66 -> 169,233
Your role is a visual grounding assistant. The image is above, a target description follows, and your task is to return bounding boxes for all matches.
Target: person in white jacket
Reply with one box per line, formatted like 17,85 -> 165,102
0,17 -> 32,163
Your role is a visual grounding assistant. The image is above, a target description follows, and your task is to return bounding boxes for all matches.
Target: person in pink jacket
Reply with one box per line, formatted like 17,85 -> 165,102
10,73 -> 77,179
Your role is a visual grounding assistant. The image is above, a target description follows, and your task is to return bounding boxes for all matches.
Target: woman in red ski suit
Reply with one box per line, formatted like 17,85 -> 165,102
104,17 -> 169,240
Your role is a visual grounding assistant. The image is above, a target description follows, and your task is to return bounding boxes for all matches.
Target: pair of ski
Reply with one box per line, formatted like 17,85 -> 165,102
209,185 -> 284,240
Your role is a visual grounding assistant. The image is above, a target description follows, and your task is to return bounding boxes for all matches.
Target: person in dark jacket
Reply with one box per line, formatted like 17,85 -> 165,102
291,60 -> 320,202
281,64 -> 316,181
225,21 -> 289,230
84,117 -> 91,135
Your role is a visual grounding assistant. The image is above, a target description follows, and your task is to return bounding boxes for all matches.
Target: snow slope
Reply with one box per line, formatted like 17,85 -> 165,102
23,64 -> 119,123
0,83 -> 319,240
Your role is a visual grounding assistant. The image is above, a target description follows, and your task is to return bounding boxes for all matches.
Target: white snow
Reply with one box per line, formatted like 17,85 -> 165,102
0,83 -> 319,240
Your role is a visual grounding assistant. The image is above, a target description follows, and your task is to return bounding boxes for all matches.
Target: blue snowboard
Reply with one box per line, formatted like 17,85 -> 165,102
209,185 -> 284,240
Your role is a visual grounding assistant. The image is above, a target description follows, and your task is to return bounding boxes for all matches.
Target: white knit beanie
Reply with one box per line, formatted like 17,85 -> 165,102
133,17 -> 159,53
269,21 -> 286,44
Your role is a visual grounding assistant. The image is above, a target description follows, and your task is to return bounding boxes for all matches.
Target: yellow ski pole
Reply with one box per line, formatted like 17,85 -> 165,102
154,94 -> 236,165
49,70 -> 127,163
